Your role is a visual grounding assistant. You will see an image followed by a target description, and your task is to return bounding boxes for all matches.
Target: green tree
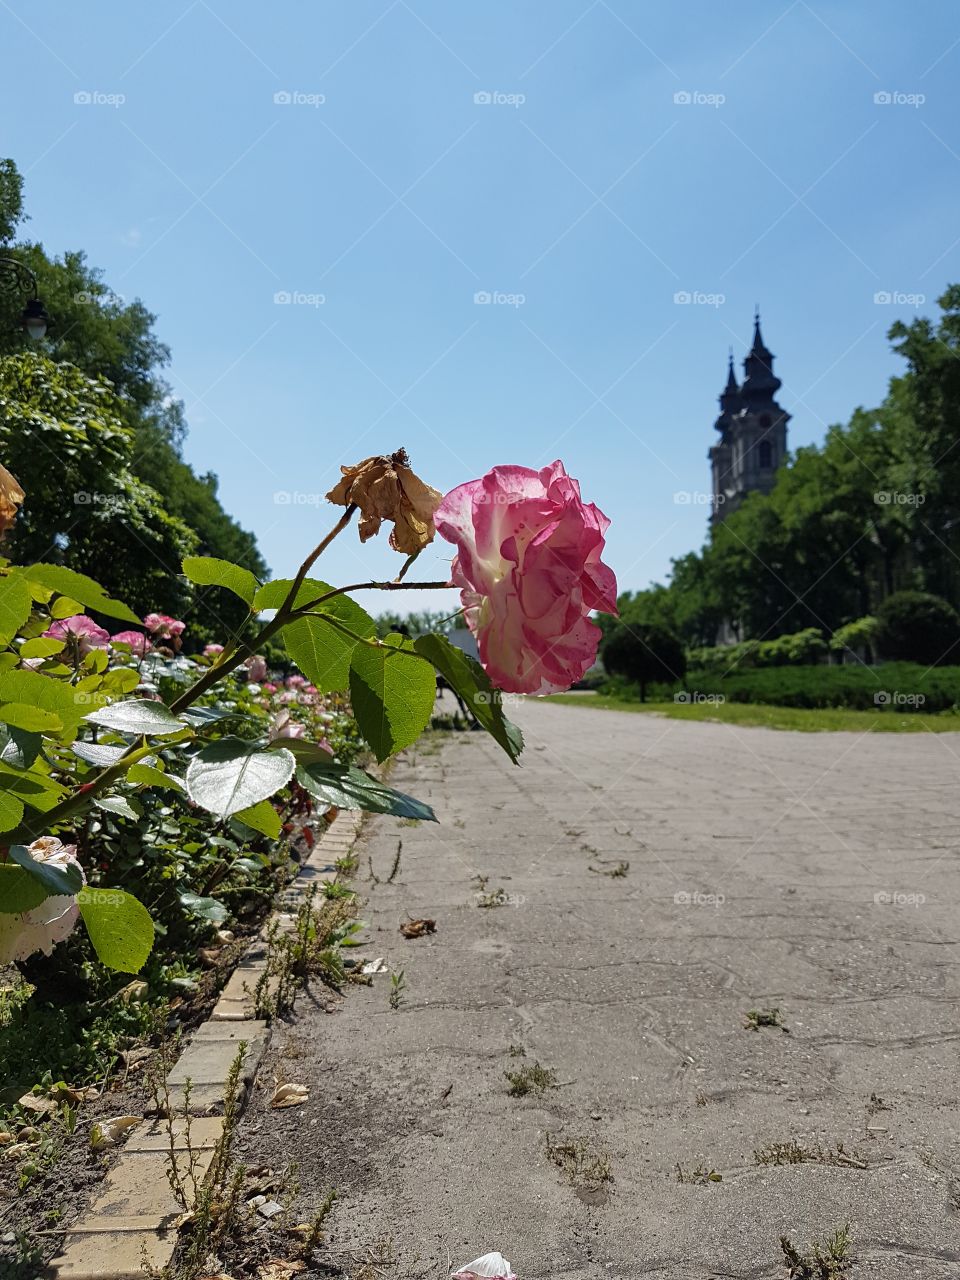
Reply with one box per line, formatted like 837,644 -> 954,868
601,622 -> 686,701
875,591 -> 960,666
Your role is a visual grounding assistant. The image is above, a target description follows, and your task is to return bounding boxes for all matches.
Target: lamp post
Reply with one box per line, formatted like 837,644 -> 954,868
0,254 -> 50,340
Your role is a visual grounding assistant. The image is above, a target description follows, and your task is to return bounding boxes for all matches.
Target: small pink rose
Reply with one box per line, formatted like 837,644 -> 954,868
143,613 -> 186,639
245,655 -> 269,682
203,643 -> 225,658
262,681 -> 278,694
435,461 -> 617,695
44,614 -> 110,657
111,630 -> 152,656
269,710 -> 306,740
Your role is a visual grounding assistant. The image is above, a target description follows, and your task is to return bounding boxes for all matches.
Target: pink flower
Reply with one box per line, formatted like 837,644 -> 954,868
245,655 -> 269,682
262,681 -> 278,694
44,614 -> 110,657
286,674 -> 306,689
111,630 -> 152,656
435,461 -> 617,695
269,710 -> 306,740
0,838 -> 85,964
203,643 -> 225,658
143,613 -> 186,639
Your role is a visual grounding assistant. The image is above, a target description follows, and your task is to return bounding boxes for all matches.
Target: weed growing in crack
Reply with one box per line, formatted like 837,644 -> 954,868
866,1091 -> 890,1115
744,1007 -> 789,1033
255,885 -> 362,1018
545,1133 -> 612,1189
754,1139 -> 866,1169
477,886 -> 509,908
505,1062 -> 558,1097
779,1223 -> 852,1278
303,1187 -> 338,1252
675,1161 -> 722,1184
589,861 -> 629,878
389,970 -> 407,1011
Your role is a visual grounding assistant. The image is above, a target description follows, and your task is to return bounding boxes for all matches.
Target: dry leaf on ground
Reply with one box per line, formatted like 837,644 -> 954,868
270,1083 -> 309,1109
90,1115 -> 142,1149
18,1093 -> 56,1116
400,917 -> 436,939
259,1262 -> 305,1280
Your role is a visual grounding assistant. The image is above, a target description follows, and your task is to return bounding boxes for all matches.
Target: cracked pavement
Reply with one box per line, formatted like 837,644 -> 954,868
238,699 -> 960,1279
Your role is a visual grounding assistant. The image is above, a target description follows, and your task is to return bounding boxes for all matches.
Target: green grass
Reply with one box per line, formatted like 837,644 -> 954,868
546,692 -> 960,732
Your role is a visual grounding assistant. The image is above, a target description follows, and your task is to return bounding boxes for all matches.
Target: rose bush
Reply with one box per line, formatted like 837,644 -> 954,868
436,460 -> 617,694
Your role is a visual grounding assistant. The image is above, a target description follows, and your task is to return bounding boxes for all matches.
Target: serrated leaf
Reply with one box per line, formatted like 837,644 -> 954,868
414,633 -> 524,764
0,725 -> 41,770
0,863 -> 48,913
349,633 -> 436,762
127,763 -> 185,792
0,573 -> 32,645
277,579 -> 376,695
19,637 -> 65,659
0,702 -> 63,734
0,669 -> 86,740
296,760 -> 437,821
233,799 -> 282,838
182,556 -> 259,607
83,699 -> 186,737
49,595 -> 85,620
71,741 -> 129,767
8,843 -> 84,897
95,796 -> 141,821
0,790 -> 24,833
178,891 -> 229,924
18,565 -> 140,624
186,737 -> 295,819
77,888 -> 154,973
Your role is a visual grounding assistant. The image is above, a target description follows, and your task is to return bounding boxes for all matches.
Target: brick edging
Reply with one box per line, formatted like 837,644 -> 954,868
49,810 -> 364,1280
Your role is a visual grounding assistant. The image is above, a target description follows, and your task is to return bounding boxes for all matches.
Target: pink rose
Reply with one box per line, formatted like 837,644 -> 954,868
44,614 -> 110,657
262,682 -> 278,694
203,643 -> 225,658
245,655 -> 269,682
269,710 -> 306,740
0,838 -> 85,964
144,613 -> 186,639
435,461 -> 617,695
111,630 -> 152,656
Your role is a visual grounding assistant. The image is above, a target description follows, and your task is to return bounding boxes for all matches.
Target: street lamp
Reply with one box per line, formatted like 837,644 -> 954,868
0,254 -> 50,340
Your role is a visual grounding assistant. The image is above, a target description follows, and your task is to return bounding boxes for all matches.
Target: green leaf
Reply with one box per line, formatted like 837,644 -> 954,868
0,702 -> 64,734
77,888 -> 154,973
8,844 -> 84,897
414,633 -> 524,764
0,669 -> 86,740
127,763 -> 185,792
0,725 -> 41,770
182,556 -> 259,607
186,737 -> 295,819
84,699 -> 187,737
18,565 -> 140,624
233,799 -> 282,838
349,633 -> 436,762
95,796 -> 142,821
49,595 -> 85,620
0,574 -> 32,645
71,741 -> 128,767
179,891 -> 229,924
0,863 -> 48,913
19,637 -> 65,659
296,760 -> 437,821
275,579 -> 376,695
0,790 -> 24,833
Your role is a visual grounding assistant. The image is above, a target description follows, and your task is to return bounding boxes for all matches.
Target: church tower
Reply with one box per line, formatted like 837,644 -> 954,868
709,312 -> 790,524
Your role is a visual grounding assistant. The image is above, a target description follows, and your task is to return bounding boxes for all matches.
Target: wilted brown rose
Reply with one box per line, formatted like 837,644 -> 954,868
326,449 -> 442,554
0,463 -> 24,541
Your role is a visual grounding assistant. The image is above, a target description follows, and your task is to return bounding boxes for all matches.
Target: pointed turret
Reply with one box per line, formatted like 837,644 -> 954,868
742,309 -> 781,400
715,351 -> 742,432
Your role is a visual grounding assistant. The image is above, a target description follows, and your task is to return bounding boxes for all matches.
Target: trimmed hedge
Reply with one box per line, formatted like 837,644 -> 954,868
674,662 -> 960,712
688,628 -> 828,675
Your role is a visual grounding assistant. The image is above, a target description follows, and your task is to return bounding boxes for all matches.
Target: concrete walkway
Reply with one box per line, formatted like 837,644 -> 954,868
238,701 -> 960,1279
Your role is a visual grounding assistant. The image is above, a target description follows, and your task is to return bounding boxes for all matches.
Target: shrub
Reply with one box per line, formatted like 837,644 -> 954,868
687,627 -> 826,674
682,661 -> 960,712
875,591 -> 960,666
601,623 -> 686,701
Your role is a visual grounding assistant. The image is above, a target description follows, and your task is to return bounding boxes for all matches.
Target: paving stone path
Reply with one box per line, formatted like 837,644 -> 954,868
238,701 -> 960,1279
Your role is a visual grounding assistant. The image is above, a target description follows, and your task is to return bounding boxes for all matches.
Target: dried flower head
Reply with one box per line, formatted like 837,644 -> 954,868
0,462 -> 25,541
326,448 -> 442,554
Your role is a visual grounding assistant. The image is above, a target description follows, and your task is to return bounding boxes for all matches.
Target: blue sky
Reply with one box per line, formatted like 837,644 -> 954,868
4,1 -> 959,618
